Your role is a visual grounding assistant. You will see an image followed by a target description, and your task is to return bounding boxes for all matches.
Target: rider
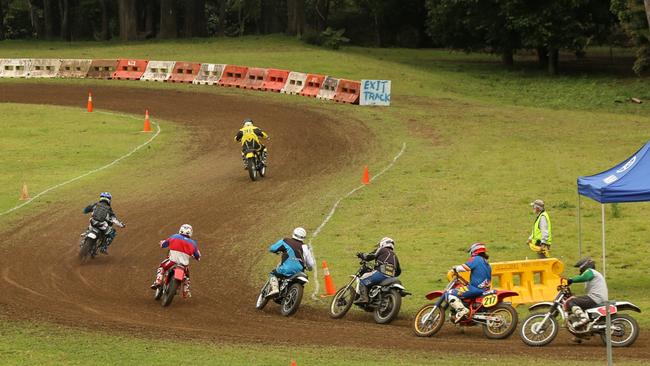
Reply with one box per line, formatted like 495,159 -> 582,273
565,257 -> 608,329
150,224 -> 201,298
354,237 -> 401,305
266,227 -> 315,298
234,118 -> 268,169
447,242 -> 492,322
82,192 -> 125,255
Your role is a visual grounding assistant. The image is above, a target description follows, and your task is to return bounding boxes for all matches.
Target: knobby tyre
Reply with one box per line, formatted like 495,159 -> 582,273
374,289 -> 401,324
600,313 -> 639,347
247,158 -> 257,181
280,283 -> 303,316
161,278 -> 179,307
519,312 -> 558,346
413,303 -> 445,337
79,237 -> 94,263
330,286 -> 355,319
483,303 -> 519,339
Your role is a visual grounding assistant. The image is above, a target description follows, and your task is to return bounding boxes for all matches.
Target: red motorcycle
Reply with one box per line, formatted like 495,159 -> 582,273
154,262 -> 190,307
412,271 -> 519,339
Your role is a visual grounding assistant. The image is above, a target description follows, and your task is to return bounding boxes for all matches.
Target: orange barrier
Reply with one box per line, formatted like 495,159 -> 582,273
58,59 -> 92,78
316,76 -> 339,100
334,79 -> 361,104
241,67 -> 267,90
261,69 -> 290,92
27,59 -> 61,78
169,61 -> 201,83
193,63 -> 226,85
300,74 -> 326,97
112,59 -> 148,80
218,65 -> 248,87
281,72 -> 307,95
87,59 -> 118,79
322,260 -> 337,296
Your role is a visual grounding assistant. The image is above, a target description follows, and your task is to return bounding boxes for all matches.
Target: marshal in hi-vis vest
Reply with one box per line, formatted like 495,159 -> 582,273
531,211 -> 552,245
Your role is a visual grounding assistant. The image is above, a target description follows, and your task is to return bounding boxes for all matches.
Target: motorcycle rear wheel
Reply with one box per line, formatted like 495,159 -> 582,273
600,314 -> 639,347
247,158 -> 257,181
330,286 -> 355,319
79,237 -> 94,263
280,283 -> 304,316
483,303 -> 519,339
519,312 -> 558,346
413,303 -> 445,337
374,289 -> 401,324
255,281 -> 270,310
154,286 -> 163,301
161,278 -> 179,307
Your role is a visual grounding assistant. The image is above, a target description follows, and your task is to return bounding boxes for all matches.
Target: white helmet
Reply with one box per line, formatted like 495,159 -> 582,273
378,237 -> 395,249
179,224 -> 193,238
292,227 -> 307,242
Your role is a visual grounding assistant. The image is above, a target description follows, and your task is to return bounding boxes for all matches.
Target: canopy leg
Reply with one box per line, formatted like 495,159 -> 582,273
578,194 -> 582,258
602,204 -> 612,366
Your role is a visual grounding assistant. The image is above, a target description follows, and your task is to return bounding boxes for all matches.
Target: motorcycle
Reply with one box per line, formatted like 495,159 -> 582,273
154,262 -> 190,307
79,217 -> 124,262
329,259 -> 410,324
255,272 -> 309,316
412,270 -> 519,339
519,282 -> 640,347
244,148 -> 267,181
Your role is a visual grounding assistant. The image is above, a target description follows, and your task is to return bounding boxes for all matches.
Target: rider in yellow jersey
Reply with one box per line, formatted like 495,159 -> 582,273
234,118 -> 269,169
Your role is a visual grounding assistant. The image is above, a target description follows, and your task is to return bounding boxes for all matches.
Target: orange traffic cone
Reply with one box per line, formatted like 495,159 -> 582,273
143,109 -> 152,132
87,91 -> 93,112
321,260 -> 336,297
19,183 -> 30,201
361,166 -> 370,185
290,361 -> 297,366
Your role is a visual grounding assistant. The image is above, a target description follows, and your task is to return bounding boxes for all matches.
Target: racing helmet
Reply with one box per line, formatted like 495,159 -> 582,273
179,224 -> 193,238
574,257 -> 595,274
378,237 -> 395,250
243,118 -> 254,127
99,192 -> 112,204
292,227 -> 307,242
468,242 -> 487,256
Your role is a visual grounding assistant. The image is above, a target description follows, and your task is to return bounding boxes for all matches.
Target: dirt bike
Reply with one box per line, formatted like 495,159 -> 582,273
519,282 -> 640,347
244,148 -> 267,181
329,258 -> 410,324
154,262 -> 190,307
255,271 -> 309,316
412,270 -> 519,339
79,217 -> 124,263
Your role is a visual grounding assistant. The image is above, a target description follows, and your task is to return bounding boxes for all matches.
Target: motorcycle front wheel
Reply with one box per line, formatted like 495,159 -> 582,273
330,286 -> 355,319
483,303 -> 519,339
374,289 -> 401,324
255,281 -> 270,310
600,314 -> 639,347
519,313 -> 558,346
247,158 -> 257,181
280,283 -> 304,316
161,278 -> 179,307
413,303 -> 445,337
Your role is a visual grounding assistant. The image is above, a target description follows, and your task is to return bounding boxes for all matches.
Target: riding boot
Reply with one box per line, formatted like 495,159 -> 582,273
448,295 -> 469,323
182,277 -> 192,298
266,276 -> 280,298
571,306 -> 589,328
242,154 -> 248,170
354,285 -> 369,305
150,268 -> 163,289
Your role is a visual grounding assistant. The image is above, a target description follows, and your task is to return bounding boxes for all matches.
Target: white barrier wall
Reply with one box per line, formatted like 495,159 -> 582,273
28,59 -> 62,78
281,72 -> 307,95
0,59 -> 31,78
316,76 -> 340,100
193,63 -> 226,85
141,61 -> 176,82
58,59 -> 92,78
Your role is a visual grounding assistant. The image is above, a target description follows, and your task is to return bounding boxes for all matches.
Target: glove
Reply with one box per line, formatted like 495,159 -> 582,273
356,252 -> 365,260
567,278 -> 573,285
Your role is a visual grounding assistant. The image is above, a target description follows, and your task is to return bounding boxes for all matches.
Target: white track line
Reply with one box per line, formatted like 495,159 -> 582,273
309,142 -> 406,300
0,110 -> 161,217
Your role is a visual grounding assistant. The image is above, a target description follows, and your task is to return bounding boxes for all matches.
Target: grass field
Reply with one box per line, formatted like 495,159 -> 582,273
2,35 -> 650,364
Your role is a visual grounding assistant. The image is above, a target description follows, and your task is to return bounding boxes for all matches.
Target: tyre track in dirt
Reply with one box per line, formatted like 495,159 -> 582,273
0,83 -> 647,362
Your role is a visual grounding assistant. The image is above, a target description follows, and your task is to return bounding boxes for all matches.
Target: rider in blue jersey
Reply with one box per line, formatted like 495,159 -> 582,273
447,242 -> 492,322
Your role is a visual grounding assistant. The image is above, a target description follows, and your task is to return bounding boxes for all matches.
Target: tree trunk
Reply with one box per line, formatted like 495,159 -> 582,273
59,0 -> 70,41
536,47 -> 548,69
118,0 -> 137,41
315,0 -> 330,31
373,12 -> 381,47
144,0 -> 155,38
159,0 -> 177,38
99,0 -> 110,40
26,0 -> 41,37
287,0 -> 296,35
0,0 -> 5,40
217,0 -> 226,36
184,0 -> 206,37
501,49 -> 514,67
548,48 -> 559,75
644,0 -> 650,33
43,0 -> 57,39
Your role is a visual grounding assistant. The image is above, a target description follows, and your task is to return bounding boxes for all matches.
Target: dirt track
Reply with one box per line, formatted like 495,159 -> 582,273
0,83 -> 647,362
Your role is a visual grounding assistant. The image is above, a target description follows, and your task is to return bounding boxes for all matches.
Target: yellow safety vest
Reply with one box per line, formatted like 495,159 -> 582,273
531,211 -> 552,245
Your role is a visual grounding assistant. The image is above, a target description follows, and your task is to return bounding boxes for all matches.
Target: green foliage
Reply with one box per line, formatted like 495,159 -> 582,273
611,0 -> 650,75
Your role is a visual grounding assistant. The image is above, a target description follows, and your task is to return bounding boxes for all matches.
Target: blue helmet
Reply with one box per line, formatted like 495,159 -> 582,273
99,192 -> 112,204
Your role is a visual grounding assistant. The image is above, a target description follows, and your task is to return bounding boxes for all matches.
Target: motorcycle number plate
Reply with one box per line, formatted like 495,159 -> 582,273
173,268 -> 185,281
482,294 -> 498,308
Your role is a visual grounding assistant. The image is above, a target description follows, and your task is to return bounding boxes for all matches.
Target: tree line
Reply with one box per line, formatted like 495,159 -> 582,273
0,0 -> 648,75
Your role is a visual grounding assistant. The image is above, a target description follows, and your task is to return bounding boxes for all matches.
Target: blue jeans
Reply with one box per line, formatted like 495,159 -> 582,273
360,270 -> 390,287
450,285 -> 484,299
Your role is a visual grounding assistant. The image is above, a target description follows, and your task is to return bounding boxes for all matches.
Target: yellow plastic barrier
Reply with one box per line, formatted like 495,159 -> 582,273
447,258 -> 564,307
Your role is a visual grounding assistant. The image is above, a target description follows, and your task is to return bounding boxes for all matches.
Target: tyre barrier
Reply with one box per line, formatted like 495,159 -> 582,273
316,76 -> 339,100
58,59 -> 92,78
87,59 -> 118,79
333,79 -> 360,104
218,65 -> 248,88
193,63 -> 226,85
300,74 -> 326,97
27,59 -> 62,78
0,59 -> 31,78
241,67 -> 267,90
281,72 -> 307,95
113,59 -> 148,80
169,61 -> 201,83
141,61 -> 175,82
261,68 -> 290,92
